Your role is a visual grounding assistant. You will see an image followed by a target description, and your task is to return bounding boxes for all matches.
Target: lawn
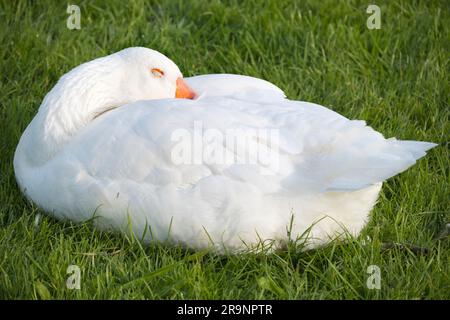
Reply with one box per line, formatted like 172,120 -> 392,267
0,0 -> 448,299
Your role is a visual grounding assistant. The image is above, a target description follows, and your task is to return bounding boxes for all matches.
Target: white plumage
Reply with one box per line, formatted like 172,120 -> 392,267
14,47 -> 436,252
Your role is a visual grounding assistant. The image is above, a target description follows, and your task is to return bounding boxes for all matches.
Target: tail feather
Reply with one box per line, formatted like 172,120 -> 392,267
282,118 -> 438,193
392,139 -> 438,159
323,138 -> 437,191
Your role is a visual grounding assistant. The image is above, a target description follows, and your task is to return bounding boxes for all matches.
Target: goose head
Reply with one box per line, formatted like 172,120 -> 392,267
16,47 -> 196,165
112,47 -> 196,102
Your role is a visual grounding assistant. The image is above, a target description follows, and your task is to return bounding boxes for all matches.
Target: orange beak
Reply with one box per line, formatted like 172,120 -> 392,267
175,77 -> 196,99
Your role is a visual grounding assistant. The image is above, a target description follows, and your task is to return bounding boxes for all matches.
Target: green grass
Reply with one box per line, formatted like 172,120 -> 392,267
0,0 -> 449,299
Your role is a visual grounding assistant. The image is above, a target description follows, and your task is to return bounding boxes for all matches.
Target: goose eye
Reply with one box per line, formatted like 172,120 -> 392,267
151,68 -> 165,78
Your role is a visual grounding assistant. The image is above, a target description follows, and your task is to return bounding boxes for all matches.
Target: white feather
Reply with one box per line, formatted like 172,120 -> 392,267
14,48 -> 436,252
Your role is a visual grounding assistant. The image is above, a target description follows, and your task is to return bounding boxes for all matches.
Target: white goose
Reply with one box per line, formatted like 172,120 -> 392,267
14,47 -> 436,252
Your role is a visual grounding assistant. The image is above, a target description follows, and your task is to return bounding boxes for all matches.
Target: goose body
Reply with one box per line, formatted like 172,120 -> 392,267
14,48 -> 436,252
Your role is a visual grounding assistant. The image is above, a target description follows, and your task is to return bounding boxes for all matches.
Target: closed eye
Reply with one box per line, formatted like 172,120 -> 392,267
151,68 -> 165,78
